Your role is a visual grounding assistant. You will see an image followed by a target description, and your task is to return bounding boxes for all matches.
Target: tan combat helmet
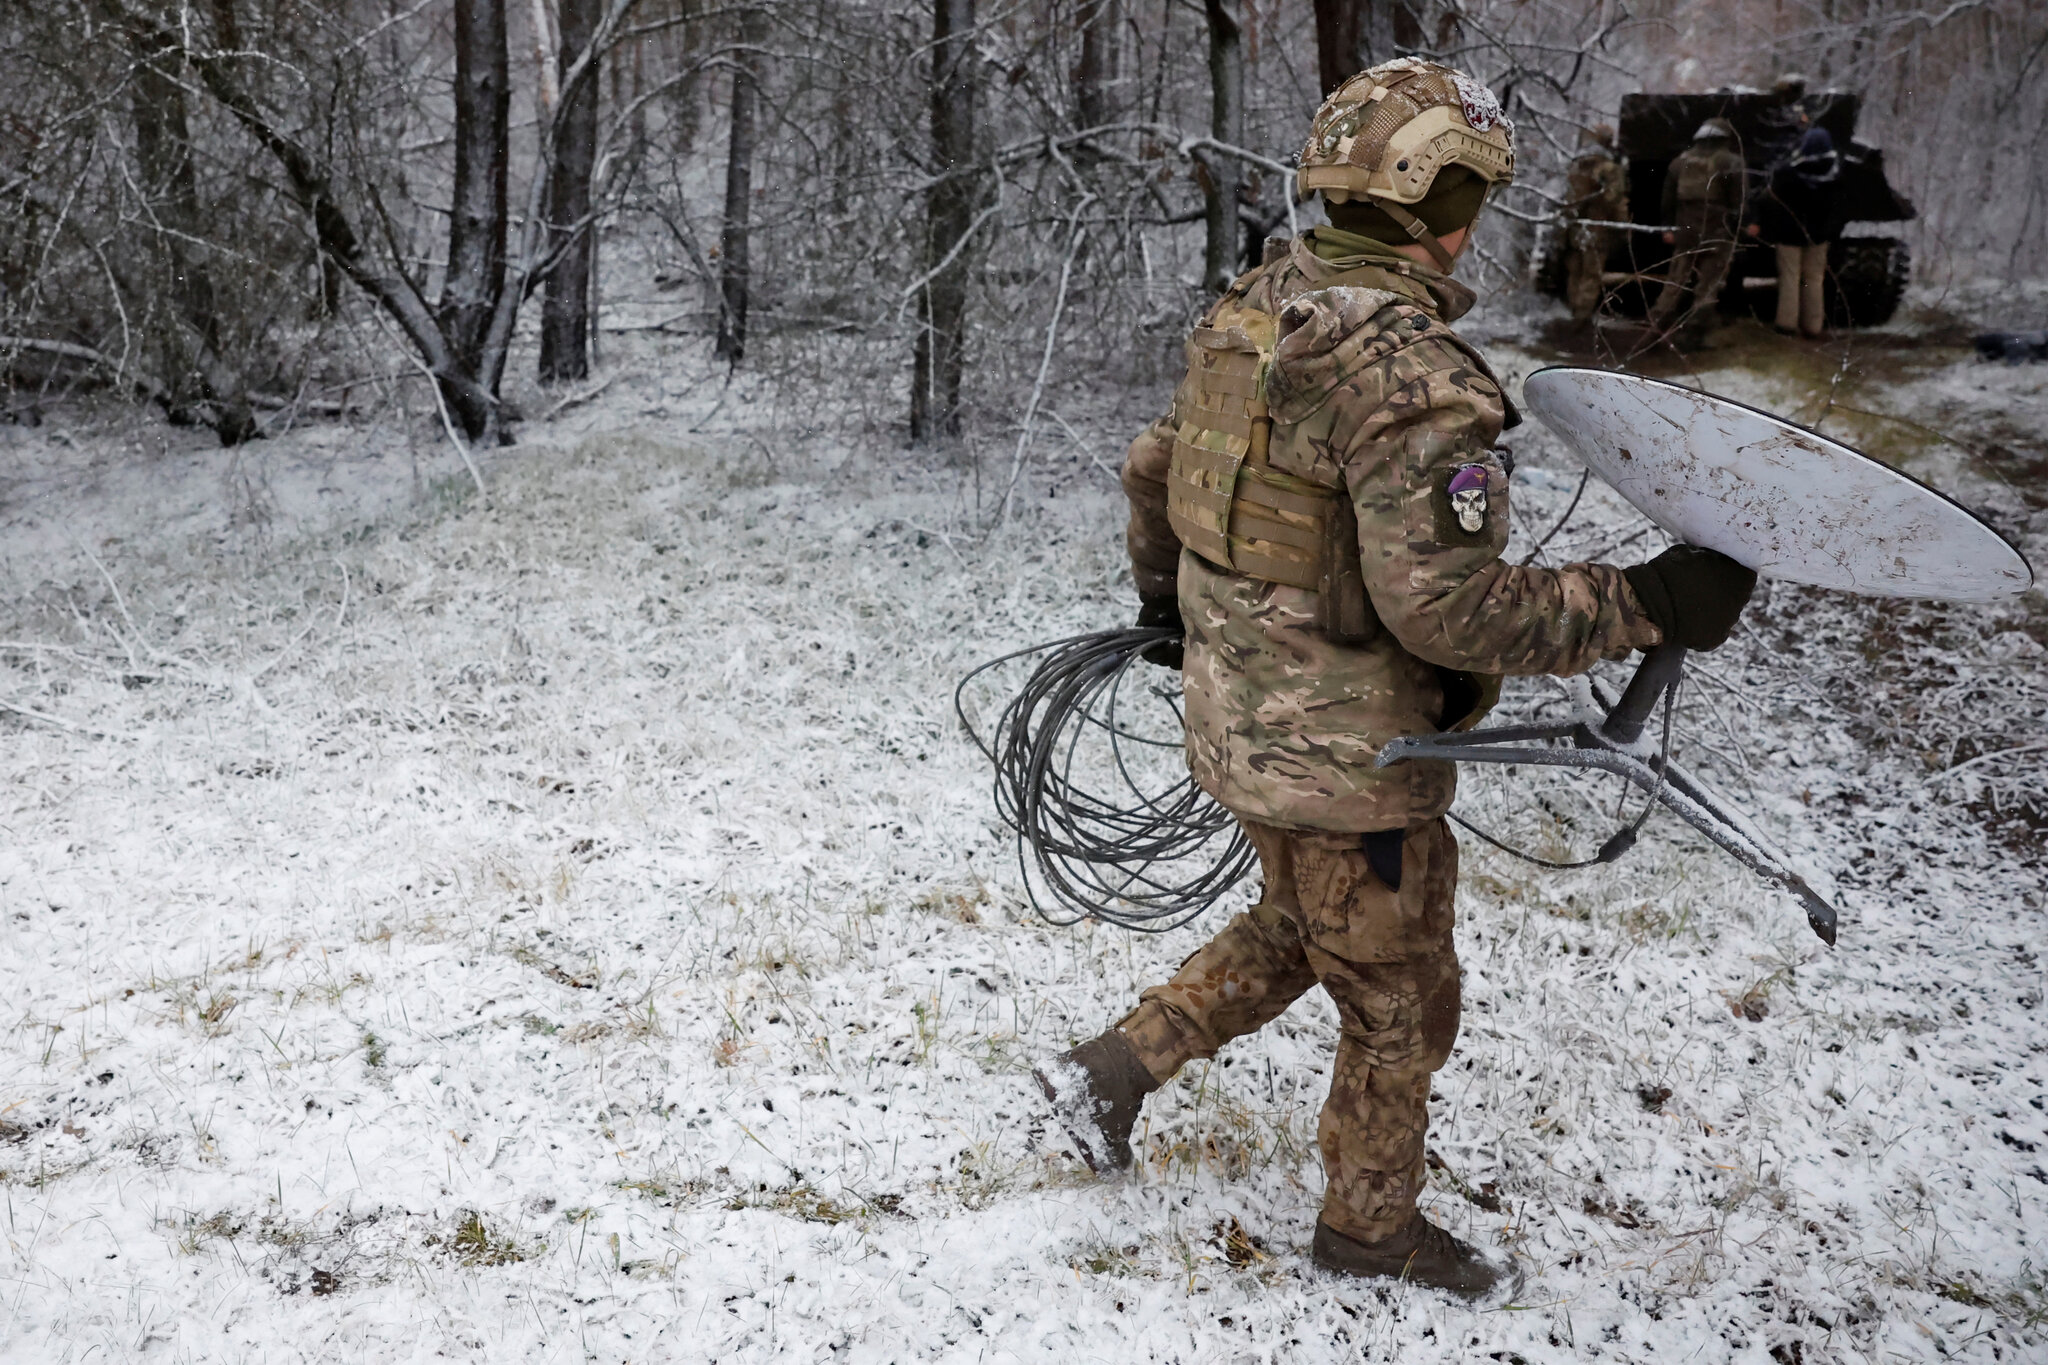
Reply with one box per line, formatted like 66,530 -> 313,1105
1693,117 -> 1738,142
1297,57 -> 1516,270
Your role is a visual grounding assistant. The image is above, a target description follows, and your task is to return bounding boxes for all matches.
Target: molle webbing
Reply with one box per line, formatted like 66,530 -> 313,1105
1166,307 -> 1314,587
1163,297 -> 1376,640
1170,440 -> 1336,591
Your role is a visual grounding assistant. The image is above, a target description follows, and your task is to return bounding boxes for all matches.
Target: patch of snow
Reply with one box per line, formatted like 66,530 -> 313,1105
0,336 -> 2041,1363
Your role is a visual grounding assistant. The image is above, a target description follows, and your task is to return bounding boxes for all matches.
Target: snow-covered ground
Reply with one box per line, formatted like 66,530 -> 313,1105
2,314 -> 2044,1363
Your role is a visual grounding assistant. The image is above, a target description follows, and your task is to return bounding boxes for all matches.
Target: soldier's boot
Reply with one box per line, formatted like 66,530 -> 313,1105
1312,1212 -> 1523,1305
1034,1029 -> 1159,1174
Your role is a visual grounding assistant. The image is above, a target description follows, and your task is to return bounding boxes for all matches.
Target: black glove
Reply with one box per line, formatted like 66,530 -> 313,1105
1622,545 -> 1757,651
1136,594 -> 1184,670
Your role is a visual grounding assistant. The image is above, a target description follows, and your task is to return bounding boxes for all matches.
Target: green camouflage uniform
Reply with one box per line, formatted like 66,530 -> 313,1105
1649,142 -> 1747,333
1564,148 -> 1628,321
1117,229 -> 1661,1242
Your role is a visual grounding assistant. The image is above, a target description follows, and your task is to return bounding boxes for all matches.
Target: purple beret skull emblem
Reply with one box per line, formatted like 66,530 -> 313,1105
1448,463 -> 1489,533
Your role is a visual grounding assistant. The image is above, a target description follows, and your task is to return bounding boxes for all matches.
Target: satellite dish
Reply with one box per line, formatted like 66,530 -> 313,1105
1520,367 -> 2032,601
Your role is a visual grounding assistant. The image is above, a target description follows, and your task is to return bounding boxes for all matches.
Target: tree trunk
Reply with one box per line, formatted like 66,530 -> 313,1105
910,0 -> 979,442
181,1 -> 502,439
1200,0 -> 1243,294
1312,0 -> 1428,96
540,0 -> 601,383
1074,0 -> 1117,131
440,0 -> 510,415
714,7 -> 766,364
129,25 -> 258,445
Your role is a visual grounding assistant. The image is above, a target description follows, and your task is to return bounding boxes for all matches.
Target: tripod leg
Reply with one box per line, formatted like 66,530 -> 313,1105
1600,642 -> 1688,747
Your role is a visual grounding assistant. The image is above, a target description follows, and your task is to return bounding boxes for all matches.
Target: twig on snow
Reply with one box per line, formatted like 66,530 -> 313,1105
1047,409 -> 1121,480
76,541 -> 145,673
540,373 -> 619,421
0,695 -> 138,741
397,343 -> 489,503
1926,742 -> 2048,787
333,559 -> 352,632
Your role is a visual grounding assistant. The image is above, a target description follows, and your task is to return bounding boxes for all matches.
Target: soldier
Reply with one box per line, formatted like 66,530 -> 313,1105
1035,58 -> 1757,1302
1752,126 -> 1846,339
1564,123 -> 1628,322
1648,117 -> 1747,339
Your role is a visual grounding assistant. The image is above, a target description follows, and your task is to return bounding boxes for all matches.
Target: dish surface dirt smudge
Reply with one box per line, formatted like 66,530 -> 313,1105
1523,366 -> 2032,600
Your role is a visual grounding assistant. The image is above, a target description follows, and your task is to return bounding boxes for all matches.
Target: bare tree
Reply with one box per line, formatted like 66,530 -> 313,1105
153,0 -> 651,442
541,0 -> 604,382
1313,1 -> 1446,94
7,0 -> 2035,475
1200,0 -> 1244,293
910,0 -> 980,440
440,0 -> 512,399
715,5 -> 768,364
124,17 -> 259,444
1074,0 -> 1119,131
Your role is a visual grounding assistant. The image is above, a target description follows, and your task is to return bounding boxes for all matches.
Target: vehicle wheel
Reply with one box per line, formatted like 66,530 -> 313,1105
1826,237 -> 1909,327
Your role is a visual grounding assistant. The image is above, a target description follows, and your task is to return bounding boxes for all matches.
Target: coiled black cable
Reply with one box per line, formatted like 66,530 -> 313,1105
956,627 -> 1254,932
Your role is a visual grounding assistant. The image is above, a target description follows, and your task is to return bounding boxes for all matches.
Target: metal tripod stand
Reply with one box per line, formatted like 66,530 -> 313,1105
1374,643 -> 1839,944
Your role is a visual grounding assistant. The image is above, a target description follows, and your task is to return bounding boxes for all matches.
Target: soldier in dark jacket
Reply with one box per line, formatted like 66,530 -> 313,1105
1648,118 -> 1746,339
1750,127 -> 1846,338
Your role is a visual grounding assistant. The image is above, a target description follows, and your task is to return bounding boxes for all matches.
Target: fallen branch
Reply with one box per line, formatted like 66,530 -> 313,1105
1927,742 -> 2048,787
539,373 -> 618,421
383,316 -> 490,503
0,696 -> 139,741
0,335 -> 169,403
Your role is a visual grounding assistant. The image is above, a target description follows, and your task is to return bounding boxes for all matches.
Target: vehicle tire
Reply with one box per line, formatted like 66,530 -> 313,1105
1826,236 -> 1909,327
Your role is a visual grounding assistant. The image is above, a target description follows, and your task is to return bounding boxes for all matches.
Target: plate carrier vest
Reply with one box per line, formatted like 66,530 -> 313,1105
1163,287 -> 1377,642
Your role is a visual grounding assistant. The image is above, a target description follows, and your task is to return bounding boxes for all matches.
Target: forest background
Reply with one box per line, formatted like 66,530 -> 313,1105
2,0 -> 2044,454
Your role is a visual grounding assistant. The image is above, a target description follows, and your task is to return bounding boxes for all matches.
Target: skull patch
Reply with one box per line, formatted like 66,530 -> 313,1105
1448,463 -> 1489,533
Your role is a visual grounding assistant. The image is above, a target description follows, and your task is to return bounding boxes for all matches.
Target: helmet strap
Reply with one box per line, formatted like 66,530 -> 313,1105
1374,199 -> 1459,272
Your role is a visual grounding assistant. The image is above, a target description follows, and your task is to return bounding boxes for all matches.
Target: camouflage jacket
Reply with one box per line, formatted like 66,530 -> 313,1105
1122,234 -> 1662,832
1566,149 -> 1628,223
1661,144 -> 1746,228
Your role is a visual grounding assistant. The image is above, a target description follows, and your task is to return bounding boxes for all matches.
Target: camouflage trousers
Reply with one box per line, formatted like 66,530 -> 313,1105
1649,220 -> 1737,333
1565,224 -> 1616,321
1117,817 -> 1461,1243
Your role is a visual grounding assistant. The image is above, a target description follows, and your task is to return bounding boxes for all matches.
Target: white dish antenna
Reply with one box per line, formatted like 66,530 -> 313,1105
1520,367 -> 2032,601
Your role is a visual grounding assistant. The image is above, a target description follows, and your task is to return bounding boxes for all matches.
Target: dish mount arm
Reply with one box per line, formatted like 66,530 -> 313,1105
1375,643 -> 1839,945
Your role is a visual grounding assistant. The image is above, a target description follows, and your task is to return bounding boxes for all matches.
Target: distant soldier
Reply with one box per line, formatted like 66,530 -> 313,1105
1753,127 -> 1847,338
1649,118 -> 1746,339
1755,72 -> 1814,169
1563,123 -> 1628,322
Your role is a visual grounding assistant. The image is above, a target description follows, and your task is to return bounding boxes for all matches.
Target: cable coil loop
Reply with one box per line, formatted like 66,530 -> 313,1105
956,627 -> 1253,932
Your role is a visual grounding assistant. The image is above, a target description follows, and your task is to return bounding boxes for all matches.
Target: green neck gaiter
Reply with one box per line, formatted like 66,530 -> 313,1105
1305,225 -> 1415,264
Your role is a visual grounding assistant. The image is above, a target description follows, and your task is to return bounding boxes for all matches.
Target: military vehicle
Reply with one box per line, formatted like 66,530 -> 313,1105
1537,89 -> 1916,327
